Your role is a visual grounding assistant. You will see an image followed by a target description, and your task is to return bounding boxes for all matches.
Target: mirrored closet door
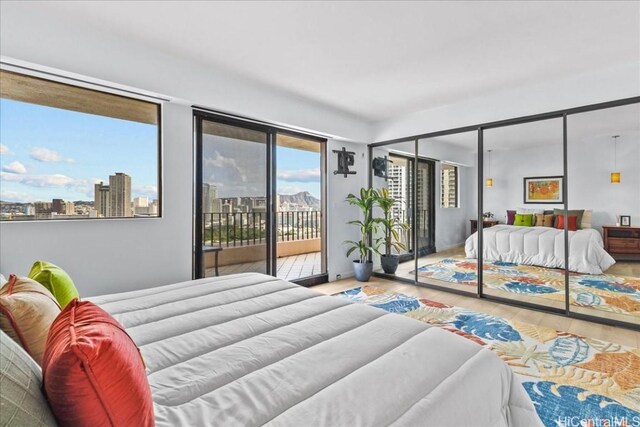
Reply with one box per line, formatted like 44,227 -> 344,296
567,103 -> 640,326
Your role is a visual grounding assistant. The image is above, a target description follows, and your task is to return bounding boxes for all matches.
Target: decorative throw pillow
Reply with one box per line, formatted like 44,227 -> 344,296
514,213 -> 534,227
581,210 -> 593,229
28,261 -> 79,309
0,275 -> 61,366
534,213 -> 543,226
556,214 -> 578,231
506,210 -> 516,225
516,207 -> 543,215
543,214 -> 555,227
42,299 -> 154,427
0,330 -> 57,427
553,209 -> 584,230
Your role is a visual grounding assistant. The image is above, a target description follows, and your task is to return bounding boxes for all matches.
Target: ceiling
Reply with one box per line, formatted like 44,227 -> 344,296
3,1 -> 640,122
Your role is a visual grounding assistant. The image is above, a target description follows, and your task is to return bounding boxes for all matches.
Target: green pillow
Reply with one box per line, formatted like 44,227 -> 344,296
553,209 -> 584,229
27,261 -> 78,308
514,213 -> 534,227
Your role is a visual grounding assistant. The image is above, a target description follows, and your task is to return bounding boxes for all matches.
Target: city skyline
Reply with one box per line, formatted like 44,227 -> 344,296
0,98 -> 158,203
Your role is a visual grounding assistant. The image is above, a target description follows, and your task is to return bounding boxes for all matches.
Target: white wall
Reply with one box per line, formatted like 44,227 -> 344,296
484,135 -> 640,231
327,140 -> 369,280
0,103 -> 194,296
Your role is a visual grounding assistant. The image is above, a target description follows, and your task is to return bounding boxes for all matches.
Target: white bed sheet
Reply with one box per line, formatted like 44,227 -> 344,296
90,273 -> 542,427
465,225 -> 615,274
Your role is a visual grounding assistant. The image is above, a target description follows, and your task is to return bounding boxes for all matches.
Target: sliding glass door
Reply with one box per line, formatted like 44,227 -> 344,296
195,118 -> 270,277
275,132 -> 326,282
194,113 -> 327,284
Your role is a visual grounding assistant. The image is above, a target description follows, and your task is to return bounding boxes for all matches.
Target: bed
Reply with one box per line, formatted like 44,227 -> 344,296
465,224 -> 616,274
86,272 -> 541,427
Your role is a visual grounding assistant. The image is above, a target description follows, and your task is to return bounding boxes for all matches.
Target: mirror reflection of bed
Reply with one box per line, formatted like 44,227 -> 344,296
375,104 -> 639,327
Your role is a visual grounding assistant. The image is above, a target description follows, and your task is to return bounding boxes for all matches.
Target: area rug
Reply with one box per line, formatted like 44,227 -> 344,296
337,286 -> 640,427
415,258 -> 640,320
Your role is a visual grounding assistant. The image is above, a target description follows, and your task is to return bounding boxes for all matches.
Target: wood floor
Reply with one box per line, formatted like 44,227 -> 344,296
311,276 -> 640,348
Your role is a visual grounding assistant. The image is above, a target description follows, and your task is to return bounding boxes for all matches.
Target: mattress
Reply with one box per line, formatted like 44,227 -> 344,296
465,225 -> 616,274
90,273 -> 542,427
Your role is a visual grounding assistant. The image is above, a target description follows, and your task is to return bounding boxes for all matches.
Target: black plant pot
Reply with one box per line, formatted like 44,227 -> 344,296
353,261 -> 374,282
380,254 -> 400,274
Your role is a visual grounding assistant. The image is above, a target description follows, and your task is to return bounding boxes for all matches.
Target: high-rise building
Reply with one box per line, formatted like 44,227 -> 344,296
109,173 -> 132,217
387,163 -> 407,219
94,182 -> 110,217
202,183 -> 218,213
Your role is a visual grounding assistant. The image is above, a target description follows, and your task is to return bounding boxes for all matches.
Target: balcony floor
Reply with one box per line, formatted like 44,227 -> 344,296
207,251 -> 322,282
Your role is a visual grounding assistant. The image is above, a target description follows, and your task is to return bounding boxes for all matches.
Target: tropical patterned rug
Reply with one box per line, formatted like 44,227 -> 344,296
337,286 -> 640,427
415,258 -> 640,320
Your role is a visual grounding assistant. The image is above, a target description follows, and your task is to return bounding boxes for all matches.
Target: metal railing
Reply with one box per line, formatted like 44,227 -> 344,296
202,211 -> 321,247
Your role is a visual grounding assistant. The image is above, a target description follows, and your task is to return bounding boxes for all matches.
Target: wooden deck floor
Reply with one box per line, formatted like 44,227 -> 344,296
206,251 -> 322,281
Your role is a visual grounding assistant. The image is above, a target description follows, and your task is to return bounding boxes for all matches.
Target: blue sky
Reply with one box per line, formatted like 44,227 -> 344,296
1,99 -> 320,203
0,99 -> 158,203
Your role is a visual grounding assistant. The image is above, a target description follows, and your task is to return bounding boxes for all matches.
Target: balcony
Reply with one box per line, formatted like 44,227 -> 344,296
202,211 -> 322,281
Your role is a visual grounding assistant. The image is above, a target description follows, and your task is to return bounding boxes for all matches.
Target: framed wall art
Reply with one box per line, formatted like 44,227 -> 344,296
523,176 -> 564,204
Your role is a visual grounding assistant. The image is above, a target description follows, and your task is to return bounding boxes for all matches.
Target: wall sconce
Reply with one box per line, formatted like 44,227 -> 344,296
611,135 -> 620,184
485,150 -> 493,188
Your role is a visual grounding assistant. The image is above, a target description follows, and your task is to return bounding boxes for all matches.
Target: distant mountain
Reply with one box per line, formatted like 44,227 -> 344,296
278,192 -> 320,209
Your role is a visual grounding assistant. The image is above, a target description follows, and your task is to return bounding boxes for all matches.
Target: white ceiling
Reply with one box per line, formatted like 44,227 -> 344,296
4,1 -> 640,122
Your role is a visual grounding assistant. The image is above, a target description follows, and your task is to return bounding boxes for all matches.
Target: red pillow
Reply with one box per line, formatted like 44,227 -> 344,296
556,214 -> 578,231
42,299 -> 154,426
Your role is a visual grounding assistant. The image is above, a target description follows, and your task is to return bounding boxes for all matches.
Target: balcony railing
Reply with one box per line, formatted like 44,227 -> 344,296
202,211 -> 321,247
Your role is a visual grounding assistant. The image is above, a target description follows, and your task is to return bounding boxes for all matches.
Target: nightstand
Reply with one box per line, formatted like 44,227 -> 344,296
602,225 -> 640,261
470,219 -> 499,235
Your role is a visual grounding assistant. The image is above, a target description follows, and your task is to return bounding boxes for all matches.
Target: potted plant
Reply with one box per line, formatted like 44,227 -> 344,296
374,188 -> 409,274
344,187 -> 381,282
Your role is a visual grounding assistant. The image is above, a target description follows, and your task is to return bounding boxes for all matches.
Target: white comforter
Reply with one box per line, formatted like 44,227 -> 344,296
90,273 -> 541,427
465,225 -> 615,274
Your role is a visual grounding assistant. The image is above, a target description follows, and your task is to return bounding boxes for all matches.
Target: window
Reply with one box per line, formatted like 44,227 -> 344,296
0,70 -> 160,221
440,163 -> 458,208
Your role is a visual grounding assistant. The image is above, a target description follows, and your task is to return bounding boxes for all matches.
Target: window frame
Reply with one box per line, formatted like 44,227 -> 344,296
0,68 -> 163,222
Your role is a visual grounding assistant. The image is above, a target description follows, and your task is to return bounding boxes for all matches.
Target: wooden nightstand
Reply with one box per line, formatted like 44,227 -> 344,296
602,225 -> 640,261
470,219 -> 499,235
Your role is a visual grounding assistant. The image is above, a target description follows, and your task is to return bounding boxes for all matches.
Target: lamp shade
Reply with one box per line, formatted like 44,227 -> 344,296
611,172 -> 621,184
486,178 -> 493,187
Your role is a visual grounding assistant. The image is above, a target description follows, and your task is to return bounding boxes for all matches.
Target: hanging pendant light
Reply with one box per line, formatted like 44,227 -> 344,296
611,135 -> 621,184
486,150 -> 493,187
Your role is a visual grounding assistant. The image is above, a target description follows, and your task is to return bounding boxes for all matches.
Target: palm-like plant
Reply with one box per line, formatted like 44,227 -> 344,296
344,187 -> 381,264
374,187 -> 409,256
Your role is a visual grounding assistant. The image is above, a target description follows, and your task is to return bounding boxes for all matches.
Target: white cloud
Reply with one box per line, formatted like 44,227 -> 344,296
205,151 -> 248,183
30,147 -> 74,163
277,185 -> 307,195
133,184 -> 158,199
0,190 -> 39,203
1,161 -> 27,174
0,144 -> 12,155
277,168 -> 320,182
1,171 -> 77,187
